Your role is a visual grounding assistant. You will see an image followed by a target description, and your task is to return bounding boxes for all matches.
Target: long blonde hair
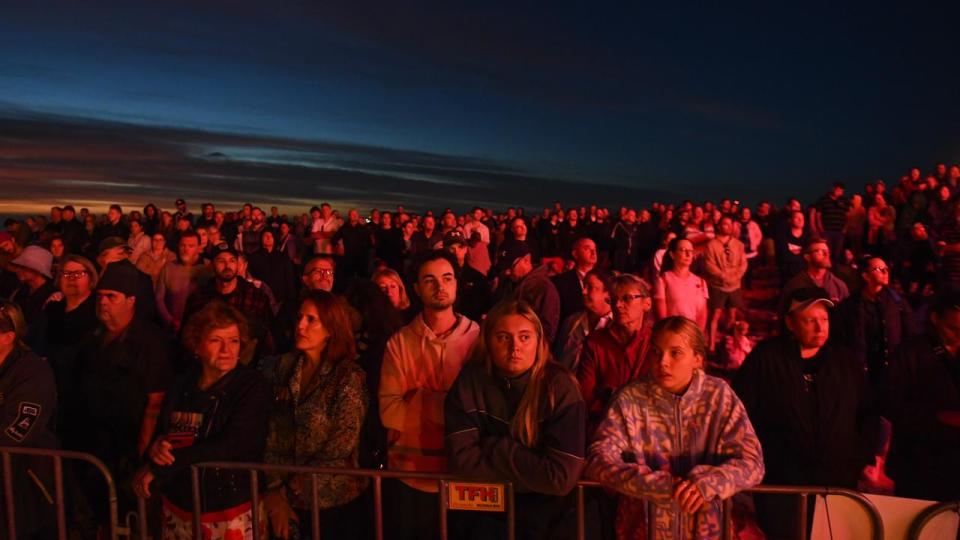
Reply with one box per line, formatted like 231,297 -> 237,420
473,300 -> 554,448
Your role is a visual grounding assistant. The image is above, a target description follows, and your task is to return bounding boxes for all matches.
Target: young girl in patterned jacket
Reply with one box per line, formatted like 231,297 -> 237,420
587,316 -> 764,539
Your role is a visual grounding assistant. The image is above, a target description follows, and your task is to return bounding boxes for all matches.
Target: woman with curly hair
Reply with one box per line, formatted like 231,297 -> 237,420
133,301 -> 271,539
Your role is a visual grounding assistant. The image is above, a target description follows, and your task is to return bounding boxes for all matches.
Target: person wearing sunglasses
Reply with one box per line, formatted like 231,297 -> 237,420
836,256 -> 916,494
576,273 -> 653,437
837,257 -> 915,385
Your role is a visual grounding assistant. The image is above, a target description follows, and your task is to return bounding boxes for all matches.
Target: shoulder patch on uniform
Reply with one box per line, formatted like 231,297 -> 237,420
5,402 -> 41,442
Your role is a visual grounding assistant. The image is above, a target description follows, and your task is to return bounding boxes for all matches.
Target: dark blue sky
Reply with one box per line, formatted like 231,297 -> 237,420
2,2 -> 959,215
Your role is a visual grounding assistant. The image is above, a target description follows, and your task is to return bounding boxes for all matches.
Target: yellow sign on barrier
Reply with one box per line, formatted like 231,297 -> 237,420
448,482 -> 506,512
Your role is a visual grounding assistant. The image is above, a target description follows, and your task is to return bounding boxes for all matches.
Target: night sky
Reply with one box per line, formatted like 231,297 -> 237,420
2,2 -> 959,216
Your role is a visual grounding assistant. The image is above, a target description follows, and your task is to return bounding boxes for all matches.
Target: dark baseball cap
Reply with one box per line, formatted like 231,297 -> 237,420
98,236 -> 130,254
493,241 -> 531,275
210,242 -> 238,259
443,229 -> 467,248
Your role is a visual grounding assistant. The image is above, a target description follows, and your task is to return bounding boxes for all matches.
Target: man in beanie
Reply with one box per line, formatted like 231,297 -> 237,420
69,262 -> 173,522
493,241 -> 561,344
8,245 -> 56,349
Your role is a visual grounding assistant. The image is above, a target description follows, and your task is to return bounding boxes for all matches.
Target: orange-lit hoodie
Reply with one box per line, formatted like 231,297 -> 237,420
379,313 -> 479,492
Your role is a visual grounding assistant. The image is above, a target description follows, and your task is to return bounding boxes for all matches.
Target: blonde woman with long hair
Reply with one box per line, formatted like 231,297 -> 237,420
445,300 -> 586,540
587,316 -> 764,539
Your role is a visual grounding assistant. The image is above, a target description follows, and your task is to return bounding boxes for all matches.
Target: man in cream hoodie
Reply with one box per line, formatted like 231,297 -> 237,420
379,250 -> 480,540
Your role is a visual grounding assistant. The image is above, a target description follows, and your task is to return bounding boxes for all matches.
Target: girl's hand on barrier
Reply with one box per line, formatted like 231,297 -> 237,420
672,478 -> 705,514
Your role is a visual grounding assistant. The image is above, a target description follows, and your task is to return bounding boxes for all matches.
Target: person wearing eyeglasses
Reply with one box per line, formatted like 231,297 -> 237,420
654,237 -> 709,332
836,256 -> 914,494
44,255 -> 100,393
301,255 -> 336,293
577,274 -> 653,437
837,257 -> 915,384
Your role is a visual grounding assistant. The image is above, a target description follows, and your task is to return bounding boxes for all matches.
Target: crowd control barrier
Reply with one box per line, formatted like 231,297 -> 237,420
129,462 -> 883,540
0,446 -> 120,540
0,449 -> 888,540
907,500 -> 960,540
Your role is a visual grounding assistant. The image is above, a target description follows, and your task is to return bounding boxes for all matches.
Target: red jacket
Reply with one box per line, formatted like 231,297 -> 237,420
576,324 -> 652,438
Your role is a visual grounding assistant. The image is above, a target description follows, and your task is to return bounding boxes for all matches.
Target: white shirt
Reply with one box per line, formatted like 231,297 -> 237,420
463,221 -> 490,245
311,216 -> 341,254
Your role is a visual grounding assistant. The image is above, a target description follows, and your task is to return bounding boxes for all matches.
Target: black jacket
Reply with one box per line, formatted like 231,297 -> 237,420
886,333 -> 960,501
0,347 -> 57,449
445,361 -> 585,496
552,269 -> 585,325
455,263 -> 491,322
837,288 -> 915,383
0,347 -> 59,540
149,365 -> 271,512
733,336 -> 878,488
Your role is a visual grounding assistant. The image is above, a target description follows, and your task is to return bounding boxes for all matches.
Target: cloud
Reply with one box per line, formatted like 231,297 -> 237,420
0,107 -> 676,217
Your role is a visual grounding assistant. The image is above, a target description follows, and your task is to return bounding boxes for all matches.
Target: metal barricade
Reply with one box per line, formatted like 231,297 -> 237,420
907,500 -> 960,540
0,446 -> 119,540
154,463 -> 885,540
726,485 -> 885,540
168,462 -> 519,540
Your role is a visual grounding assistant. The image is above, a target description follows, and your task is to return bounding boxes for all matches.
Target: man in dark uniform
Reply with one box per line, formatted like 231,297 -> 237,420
0,301 -> 58,537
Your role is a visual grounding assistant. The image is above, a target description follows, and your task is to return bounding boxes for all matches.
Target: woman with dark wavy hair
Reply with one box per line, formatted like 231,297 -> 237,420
260,290 -> 369,539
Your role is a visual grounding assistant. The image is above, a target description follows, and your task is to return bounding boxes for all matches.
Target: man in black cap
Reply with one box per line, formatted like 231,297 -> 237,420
493,241 -> 561,344
69,262 -> 174,521
734,287 -> 878,539
443,229 -> 489,321
182,243 -> 274,361
173,198 -> 194,227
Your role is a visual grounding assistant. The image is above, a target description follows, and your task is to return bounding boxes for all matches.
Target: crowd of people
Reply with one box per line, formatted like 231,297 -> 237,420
1,164 -> 959,539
